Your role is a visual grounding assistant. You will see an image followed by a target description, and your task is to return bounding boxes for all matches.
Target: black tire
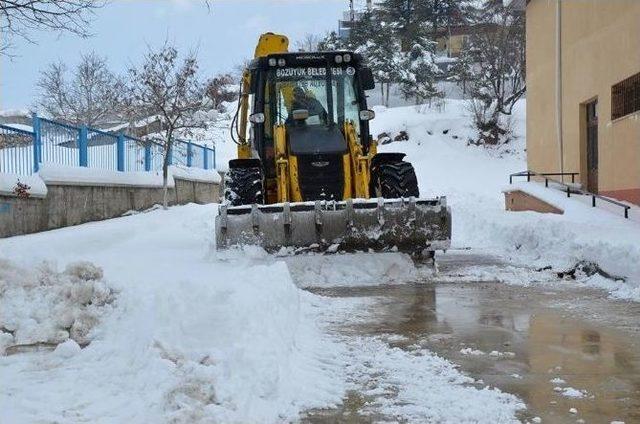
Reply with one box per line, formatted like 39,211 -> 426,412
372,161 -> 420,199
224,166 -> 263,206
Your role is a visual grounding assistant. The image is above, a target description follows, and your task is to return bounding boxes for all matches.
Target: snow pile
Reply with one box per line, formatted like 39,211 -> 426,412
0,173 -> 48,197
153,261 -> 347,423
0,260 -> 115,354
460,347 -> 485,356
554,386 -> 588,399
285,252 -> 420,288
459,348 -> 516,358
0,205 -> 346,423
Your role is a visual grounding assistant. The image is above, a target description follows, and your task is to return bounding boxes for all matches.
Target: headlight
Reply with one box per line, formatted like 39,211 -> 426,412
249,112 -> 265,124
359,109 -> 375,121
343,53 -> 351,63
335,55 -> 343,64
268,58 -> 277,66
277,58 -> 286,66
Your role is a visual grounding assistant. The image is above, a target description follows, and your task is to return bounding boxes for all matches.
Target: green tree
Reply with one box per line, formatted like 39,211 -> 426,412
400,37 -> 443,104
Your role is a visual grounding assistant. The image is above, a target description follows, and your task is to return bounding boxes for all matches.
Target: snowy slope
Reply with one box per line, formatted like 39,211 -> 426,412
372,100 -> 640,300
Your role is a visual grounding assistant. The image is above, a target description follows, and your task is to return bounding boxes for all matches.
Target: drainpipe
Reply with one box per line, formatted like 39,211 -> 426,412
555,0 -> 565,181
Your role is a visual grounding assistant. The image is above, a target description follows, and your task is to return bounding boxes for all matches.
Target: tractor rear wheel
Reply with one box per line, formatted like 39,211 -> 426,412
372,161 -> 420,199
224,165 -> 264,206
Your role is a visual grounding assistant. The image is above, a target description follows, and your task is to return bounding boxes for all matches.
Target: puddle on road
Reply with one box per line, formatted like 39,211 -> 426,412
304,282 -> 640,423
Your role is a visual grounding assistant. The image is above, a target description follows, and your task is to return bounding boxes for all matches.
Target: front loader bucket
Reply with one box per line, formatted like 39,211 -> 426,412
215,197 -> 451,254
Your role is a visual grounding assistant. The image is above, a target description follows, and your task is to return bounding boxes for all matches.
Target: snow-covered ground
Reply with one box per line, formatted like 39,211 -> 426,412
0,205 -> 523,423
0,206 -> 349,423
371,100 -> 640,301
2,97 -> 639,423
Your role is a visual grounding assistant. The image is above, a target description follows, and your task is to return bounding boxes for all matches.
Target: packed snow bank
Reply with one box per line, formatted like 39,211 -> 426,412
285,252 -> 421,288
153,260 -> 346,423
373,100 -> 640,301
2,164 -> 221,195
0,173 -> 47,197
493,182 -> 640,299
0,204 -> 345,423
0,260 -> 115,354
169,165 -> 221,184
39,164 -> 174,188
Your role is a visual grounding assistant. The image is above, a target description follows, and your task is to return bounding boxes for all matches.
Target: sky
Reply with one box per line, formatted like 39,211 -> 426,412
0,0 -> 346,110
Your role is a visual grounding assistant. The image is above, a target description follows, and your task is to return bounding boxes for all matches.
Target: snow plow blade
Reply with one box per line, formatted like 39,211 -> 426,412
215,197 -> 451,254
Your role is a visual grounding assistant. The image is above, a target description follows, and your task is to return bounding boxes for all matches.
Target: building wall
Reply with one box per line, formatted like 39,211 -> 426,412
526,0 -> 640,204
436,34 -> 468,57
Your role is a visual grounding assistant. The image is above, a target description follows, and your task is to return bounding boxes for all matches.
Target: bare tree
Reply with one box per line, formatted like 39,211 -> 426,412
127,42 -> 206,209
457,0 -> 525,145
204,73 -> 238,112
36,52 -> 124,127
294,33 -> 321,52
0,0 -> 106,54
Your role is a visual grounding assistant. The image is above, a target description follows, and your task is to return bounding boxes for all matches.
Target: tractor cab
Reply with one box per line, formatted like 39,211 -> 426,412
246,52 -> 376,202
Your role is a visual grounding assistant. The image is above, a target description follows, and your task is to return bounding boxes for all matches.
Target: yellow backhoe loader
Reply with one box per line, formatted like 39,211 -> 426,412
215,33 -> 451,256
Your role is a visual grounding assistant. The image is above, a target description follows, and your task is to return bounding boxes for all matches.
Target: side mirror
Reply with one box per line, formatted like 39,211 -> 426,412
292,109 -> 309,121
359,109 -> 375,121
249,112 -> 265,124
360,67 -> 375,91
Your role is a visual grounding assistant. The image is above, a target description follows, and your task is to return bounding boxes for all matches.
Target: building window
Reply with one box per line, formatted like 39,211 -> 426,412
611,72 -> 640,120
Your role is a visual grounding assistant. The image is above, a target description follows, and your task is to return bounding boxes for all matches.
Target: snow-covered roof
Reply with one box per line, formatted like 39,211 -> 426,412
0,109 -> 30,118
2,123 -> 33,133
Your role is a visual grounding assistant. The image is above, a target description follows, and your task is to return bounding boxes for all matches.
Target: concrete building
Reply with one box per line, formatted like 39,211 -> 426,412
522,0 -> 640,205
435,24 -> 499,58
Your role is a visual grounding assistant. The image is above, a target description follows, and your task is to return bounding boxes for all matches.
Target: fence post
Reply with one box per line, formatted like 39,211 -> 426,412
79,126 -> 88,167
187,141 -> 193,167
144,142 -> 152,171
32,114 -> 42,173
212,146 -> 216,170
117,134 -> 125,172
203,145 -> 208,170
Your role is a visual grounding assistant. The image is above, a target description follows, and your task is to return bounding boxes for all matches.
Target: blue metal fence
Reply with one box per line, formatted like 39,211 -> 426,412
0,124 -> 34,175
39,117 -> 80,170
0,115 -> 216,176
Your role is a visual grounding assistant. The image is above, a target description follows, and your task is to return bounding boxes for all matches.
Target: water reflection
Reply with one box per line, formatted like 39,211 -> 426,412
309,283 -> 640,423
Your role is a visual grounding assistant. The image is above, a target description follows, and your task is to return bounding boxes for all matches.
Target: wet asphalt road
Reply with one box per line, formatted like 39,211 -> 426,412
302,253 -> 640,424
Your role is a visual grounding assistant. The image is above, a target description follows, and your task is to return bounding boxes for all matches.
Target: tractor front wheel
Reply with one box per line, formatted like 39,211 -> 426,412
224,161 -> 264,206
372,160 -> 420,199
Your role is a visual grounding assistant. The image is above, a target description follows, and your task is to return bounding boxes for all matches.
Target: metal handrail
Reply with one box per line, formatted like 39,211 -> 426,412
509,170 -> 631,219
509,170 -> 579,184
